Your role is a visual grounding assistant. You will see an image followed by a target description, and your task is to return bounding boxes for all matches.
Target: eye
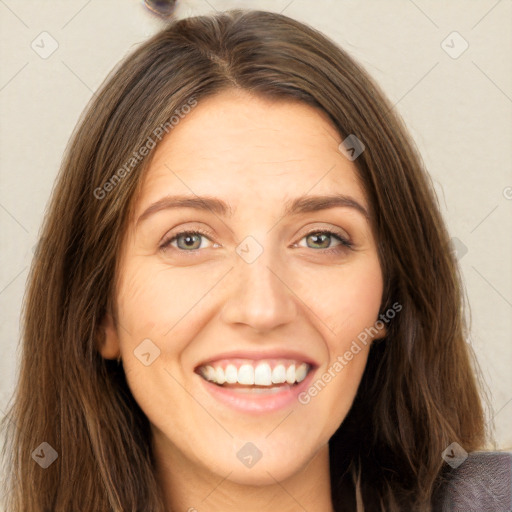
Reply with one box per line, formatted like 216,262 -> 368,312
296,229 -> 353,254
159,228 -> 353,255
160,229 -> 216,252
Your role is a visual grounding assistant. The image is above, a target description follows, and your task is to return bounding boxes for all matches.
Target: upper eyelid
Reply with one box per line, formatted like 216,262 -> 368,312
299,226 -> 350,240
161,228 -> 214,248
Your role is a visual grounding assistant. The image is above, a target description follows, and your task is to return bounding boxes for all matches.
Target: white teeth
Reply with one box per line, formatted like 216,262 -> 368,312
215,366 -> 225,385
225,364 -> 238,383
295,363 -> 308,383
199,361 -> 311,387
254,363 -> 272,385
238,364 -> 254,385
271,365 -> 286,384
204,365 -> 215,381
285,364 -> 296,384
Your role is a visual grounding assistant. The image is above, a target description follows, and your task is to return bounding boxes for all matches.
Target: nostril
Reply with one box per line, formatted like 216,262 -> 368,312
143,0 -> 177,18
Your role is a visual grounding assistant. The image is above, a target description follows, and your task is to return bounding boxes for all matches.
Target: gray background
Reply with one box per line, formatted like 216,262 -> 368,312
1,0 -> 511,452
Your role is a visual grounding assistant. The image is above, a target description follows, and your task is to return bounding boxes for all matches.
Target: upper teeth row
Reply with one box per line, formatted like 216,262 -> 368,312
199,362 -> 310,386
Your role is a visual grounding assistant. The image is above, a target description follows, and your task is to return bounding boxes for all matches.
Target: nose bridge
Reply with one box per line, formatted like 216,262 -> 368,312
220,236 -> 298,330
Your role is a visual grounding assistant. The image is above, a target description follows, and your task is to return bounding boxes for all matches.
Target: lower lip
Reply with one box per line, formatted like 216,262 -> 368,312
197,368 -> 316,414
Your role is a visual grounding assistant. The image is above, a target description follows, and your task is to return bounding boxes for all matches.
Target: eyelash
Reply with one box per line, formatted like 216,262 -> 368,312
159,228 -> 353,255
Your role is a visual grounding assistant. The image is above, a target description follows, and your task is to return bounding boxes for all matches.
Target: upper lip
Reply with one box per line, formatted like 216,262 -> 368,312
194,349 -> 320,369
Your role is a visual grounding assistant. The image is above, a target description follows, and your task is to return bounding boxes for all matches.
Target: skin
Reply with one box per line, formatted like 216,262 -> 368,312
100,88 -> 385,512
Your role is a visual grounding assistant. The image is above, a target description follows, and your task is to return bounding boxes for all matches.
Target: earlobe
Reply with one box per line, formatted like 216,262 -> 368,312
375,324 -> 387,341
97,312 -> 121,360
373,318 -> 388,343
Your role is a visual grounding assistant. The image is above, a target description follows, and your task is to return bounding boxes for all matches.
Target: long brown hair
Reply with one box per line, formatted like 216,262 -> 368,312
1,9 -> 486,511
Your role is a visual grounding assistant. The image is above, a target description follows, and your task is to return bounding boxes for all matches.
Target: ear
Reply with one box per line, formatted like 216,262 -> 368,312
374,323 -> 387,341
372,315 -> 388,342
97,312 -> 121,360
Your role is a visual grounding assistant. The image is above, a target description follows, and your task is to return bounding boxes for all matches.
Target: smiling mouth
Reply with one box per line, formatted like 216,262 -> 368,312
195,359 -> 312,389
195,358 -> 317,412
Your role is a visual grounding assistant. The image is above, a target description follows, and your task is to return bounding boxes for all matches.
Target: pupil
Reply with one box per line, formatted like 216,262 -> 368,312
181,234 -> 199,249
311,233 -> 328,247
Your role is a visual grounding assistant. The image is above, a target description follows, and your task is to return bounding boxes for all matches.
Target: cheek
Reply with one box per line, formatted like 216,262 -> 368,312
114,259 -> 226,391
296,256 -> 382,430
116,259 -> 210,339
327,258 -> 382,391
292,254 -> 383,336
334,267 -> 383,337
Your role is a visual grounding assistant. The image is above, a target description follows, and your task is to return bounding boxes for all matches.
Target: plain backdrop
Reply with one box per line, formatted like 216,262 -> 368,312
1,0 -> 511,455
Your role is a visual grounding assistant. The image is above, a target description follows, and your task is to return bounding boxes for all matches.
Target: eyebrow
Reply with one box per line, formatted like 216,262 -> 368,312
136,193 -> 369,227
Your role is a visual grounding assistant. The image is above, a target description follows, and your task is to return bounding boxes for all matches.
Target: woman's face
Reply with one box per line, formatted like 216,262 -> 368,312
101,88 -> 384,485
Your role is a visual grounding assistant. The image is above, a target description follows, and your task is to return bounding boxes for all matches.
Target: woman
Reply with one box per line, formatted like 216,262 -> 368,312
1,8 -> 496,511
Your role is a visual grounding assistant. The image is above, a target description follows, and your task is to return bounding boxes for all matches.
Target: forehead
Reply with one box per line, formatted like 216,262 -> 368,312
135,89 -> 367,213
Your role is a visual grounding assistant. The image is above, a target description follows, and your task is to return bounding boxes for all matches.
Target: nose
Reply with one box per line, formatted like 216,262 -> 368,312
220,244 -> 299,333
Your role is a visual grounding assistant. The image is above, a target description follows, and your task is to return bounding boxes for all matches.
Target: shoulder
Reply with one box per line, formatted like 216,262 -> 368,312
434,451 -> 512,511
